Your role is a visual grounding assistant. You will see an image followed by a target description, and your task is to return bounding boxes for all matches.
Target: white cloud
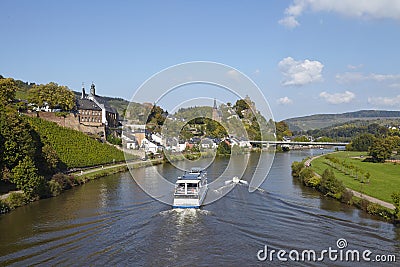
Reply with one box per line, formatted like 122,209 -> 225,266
278,57 -> 324,86
280,0 -> 400,28
368,95 -> 400,106
336,72 -> 400,83
226,69 -> 241,81
369,73 -> 400,81
277,96 -> 293,105
278,16 -> 300,28
319,91 -> 355,104
347,64 -> 363,70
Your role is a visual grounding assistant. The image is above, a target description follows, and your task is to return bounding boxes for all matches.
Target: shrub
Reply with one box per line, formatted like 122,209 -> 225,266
366,203 -> 382,216
319,168 -> 346,200
51,173 -> 77,190
0,200 -> 10,214
5,192 -> 29,209
291,161 -> 304,177
107,134 -> 122,146
391,192 -> 400,220
48,180 -> 63,196
299,167 -> 314,184
304,176 -> 321,188
359,199 -> 370,211
341,189 -> 353,204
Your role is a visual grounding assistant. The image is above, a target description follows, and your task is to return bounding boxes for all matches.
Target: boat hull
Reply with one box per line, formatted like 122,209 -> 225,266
172,188 -> 208,209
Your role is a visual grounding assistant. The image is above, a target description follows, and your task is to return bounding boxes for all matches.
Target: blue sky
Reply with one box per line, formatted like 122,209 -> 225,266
1,0 -> 400,120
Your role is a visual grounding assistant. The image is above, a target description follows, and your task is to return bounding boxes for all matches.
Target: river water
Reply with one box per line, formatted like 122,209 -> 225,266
0,149 -> 398,266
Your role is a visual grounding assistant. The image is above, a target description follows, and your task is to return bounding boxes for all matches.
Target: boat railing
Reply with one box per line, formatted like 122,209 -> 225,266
174,187 -> 199,195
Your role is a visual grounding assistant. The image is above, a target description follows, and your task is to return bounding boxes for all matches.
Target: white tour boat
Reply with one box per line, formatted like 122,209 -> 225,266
173,168 -> 208,208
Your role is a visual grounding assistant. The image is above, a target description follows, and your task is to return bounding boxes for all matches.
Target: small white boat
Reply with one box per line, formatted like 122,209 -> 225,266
173,168 -> 208,209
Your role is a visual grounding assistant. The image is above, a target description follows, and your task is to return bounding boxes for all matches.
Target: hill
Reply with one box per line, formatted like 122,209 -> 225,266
284,110 -> 400,131
27,117 -> 126,169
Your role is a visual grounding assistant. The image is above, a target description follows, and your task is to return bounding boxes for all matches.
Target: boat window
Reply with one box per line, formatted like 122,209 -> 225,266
187,183 -> 198,188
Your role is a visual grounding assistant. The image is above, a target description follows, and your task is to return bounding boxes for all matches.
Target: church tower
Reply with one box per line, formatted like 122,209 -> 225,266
90,82 -> 96,96
81,83 -> 86,99
212,98 -> 221,122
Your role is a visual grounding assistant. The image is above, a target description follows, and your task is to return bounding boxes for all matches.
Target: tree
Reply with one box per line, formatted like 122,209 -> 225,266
0,78 -> 17,106
369,138 -> 393,163
41,144 -> 60,173
0,107 -> 38,176
291,161 -> 304,177
11,156 -> 46,198
293,135 -> 309,142
348,133 -> 376,151
319,168 -> 345,199
146,105 -> 167,133
233,99 -> 250,118
28,82 -> 75,111
217,141 -> 231,155
364,172 -> 371,184
275,121 -> 292,140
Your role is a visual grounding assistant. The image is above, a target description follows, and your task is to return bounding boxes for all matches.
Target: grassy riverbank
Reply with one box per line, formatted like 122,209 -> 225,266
311,151 -> 400,203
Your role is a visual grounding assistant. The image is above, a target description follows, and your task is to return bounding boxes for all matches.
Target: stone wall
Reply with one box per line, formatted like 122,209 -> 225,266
25,111 -> 105,136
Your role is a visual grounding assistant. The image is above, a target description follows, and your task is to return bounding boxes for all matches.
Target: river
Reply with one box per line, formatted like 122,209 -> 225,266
0,149 -> 398,266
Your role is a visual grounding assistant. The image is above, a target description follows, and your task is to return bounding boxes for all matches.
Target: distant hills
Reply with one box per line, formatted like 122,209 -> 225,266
284,110 -> 400,132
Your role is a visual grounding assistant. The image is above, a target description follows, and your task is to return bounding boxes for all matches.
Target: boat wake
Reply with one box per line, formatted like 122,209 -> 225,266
213,176 -> 265,194
224,176 -> 248,185
159,208 -> 212,217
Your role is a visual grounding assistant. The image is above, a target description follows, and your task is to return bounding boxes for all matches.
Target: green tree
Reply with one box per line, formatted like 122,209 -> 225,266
299,167 -> 314,184
11,156 -> 46,198
293,135 -> 309,142
233,99 -> 250,118
0,78 -> 17,106
315,136 -> 334,142
348,133 -> 376,151
28,82 -> 75,111
146,105 -> 167,133
0,107 -> 38,176
41,144 -> 60,173
275,121 -> 292,140
369,138 -> 393,163
217,141 -> 231,155
319,168 -> 346,199
291,161 -> 304,177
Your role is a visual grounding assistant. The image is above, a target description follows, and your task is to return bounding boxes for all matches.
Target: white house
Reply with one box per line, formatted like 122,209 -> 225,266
200,139 -> 217,149
151,133 -> 163,145
141,138 -> 158,153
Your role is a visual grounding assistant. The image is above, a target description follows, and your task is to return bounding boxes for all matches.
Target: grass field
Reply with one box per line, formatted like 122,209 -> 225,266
311,151 -> 400,203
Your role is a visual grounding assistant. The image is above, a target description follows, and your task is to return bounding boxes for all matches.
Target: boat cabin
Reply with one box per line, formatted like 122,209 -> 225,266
174,169 -> 207,196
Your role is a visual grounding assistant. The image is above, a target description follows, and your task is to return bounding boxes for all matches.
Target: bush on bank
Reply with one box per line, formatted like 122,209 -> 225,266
291,158 -> 397,223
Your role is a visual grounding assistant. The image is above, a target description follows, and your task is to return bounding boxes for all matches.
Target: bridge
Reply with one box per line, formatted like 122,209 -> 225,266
249,141 -> 349,146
